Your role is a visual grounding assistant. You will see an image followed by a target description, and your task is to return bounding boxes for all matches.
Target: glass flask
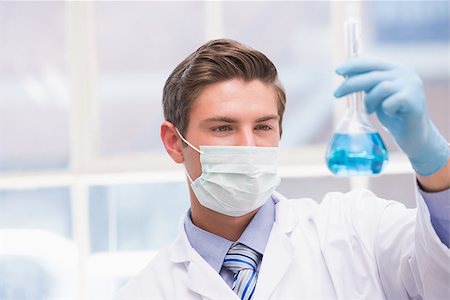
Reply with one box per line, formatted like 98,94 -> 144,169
326,18 -> 388,176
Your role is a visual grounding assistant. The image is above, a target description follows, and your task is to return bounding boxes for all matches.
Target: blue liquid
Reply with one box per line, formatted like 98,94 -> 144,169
326,132 -> 388,176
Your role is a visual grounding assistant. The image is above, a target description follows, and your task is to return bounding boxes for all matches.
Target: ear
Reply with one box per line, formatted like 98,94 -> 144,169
160,121 -> 184,163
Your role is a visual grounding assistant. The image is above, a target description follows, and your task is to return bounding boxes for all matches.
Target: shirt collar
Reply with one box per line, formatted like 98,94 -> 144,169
184,197 -> 276,273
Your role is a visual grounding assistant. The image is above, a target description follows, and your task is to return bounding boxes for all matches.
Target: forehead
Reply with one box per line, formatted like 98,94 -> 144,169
190,79 -> 278,118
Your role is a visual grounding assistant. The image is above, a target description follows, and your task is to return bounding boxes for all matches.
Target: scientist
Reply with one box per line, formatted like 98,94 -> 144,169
116,39 -> 450,299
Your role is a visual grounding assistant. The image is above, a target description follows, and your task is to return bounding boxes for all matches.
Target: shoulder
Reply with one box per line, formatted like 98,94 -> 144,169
273,191 -> 318,213
274,189 -> 406,232
274,189 -> 389,217
273,191 -> 320,232
274,190 -> 414,260
320,188 -> 393,214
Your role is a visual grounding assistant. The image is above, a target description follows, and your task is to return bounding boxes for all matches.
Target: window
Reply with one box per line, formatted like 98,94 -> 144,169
0,188 -> 77,299
1,2 -> 447,299
89,182 -> 189,252
0,2 -> 69,171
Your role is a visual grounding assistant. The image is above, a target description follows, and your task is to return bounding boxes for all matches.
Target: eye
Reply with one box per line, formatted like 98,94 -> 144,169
255,124 -> 273,131
211,125 -> 233,132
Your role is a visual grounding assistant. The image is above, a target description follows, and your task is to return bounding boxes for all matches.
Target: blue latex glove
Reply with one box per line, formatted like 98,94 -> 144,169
334,57 -> 449,176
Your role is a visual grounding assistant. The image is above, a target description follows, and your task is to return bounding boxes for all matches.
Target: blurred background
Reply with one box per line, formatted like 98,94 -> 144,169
0,1 -> 448,299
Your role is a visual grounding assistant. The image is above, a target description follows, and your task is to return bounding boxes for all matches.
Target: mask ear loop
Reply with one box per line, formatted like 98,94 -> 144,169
175,127 -> 202,184
175,127 -> 204,154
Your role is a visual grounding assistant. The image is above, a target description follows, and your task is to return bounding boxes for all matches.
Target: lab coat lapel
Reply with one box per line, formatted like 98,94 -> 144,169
187,249 -> 239,300
170,222 -> 238,300
252,221 -> 295,299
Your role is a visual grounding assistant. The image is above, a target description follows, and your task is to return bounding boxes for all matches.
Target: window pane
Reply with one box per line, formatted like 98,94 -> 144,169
366,1 -> 449,43
0,2 -> 69,172
0,187 -> 72,238
0,255 -> 53,300
0,187 -> 77,299
89,181 -> 189,252
223,1 -> 334,147
95,2 -> 206,155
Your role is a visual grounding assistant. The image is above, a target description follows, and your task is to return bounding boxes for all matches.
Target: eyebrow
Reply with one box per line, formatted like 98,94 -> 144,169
200,114 -> 280,125
255,115 -> 280,122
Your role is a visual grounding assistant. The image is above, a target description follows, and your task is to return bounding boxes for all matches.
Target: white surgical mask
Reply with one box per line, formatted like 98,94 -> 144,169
176,128 -> 281,217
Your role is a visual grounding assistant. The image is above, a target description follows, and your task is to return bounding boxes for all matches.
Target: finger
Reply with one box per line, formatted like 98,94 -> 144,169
365,80 -> 399,114
380,92 -> 409,118
336,57 -> 396,76
334,69 -> 397,98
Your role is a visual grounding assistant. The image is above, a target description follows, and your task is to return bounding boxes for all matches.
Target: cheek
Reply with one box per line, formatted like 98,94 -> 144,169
182,147 -> 203,179
260,134 -> 280,147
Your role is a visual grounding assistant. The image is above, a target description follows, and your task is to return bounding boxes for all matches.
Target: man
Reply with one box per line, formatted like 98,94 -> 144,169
116,39 -> 449,299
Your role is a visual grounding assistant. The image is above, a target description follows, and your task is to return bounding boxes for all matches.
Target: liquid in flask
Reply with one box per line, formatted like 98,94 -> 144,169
326,131 -> 388,176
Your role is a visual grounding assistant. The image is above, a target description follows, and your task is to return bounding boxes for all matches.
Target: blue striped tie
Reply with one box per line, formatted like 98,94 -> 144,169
223,243 -> 262,300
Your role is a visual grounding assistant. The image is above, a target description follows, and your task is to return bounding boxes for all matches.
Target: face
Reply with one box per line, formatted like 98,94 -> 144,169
182,78 -> 280,180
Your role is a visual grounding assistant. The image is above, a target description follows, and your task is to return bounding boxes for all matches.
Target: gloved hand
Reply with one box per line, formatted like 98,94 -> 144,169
334,57 -> 449,176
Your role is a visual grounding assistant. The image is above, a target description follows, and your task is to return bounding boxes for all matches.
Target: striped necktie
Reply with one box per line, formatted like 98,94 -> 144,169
222,243 -> 262,300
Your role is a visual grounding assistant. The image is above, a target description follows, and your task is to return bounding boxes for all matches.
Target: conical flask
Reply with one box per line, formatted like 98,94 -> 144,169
326,18 -> 388,176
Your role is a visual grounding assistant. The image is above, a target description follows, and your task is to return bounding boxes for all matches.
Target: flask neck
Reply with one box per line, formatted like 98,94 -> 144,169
347,91 -> 366,115
345,17 -> 365,117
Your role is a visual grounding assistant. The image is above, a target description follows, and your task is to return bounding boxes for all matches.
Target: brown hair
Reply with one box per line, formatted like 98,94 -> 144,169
162,38 -> 286,138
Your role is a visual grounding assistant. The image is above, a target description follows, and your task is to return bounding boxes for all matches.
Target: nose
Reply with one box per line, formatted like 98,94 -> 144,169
236,128 -> 256,146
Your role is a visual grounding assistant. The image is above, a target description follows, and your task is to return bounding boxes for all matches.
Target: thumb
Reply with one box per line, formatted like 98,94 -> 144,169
380,93 -> 408,117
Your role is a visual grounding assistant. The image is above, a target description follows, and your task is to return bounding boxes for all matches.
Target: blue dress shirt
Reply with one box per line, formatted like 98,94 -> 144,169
421,188 -> 450,246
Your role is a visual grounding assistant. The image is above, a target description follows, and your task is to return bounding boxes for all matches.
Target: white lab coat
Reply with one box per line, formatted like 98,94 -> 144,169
115,188 -> 450,300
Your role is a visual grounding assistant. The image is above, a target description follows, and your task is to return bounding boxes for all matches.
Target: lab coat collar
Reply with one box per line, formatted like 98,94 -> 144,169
167,216 -> 191,263
272,191 -> 300,233
251,191 -> 296,299
169,192 -> 294,263
168,192 -> 296,299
